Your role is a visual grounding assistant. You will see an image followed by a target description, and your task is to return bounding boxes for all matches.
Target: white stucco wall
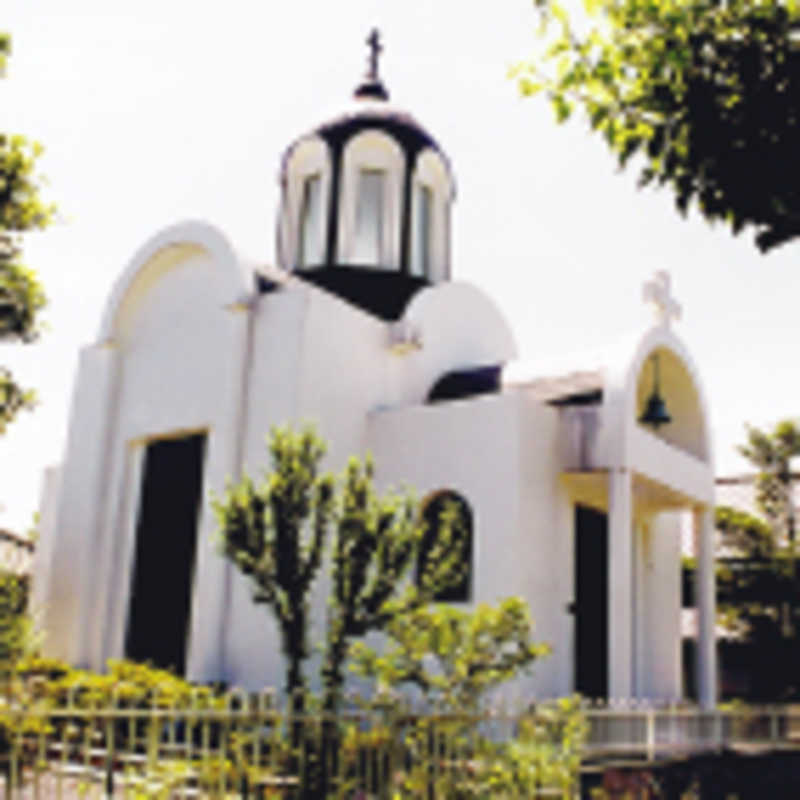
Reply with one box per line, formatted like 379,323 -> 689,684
515,390 -> 574,698
42,343 -> 118,663
366,390 -> 569,699
31,465 -> 62,635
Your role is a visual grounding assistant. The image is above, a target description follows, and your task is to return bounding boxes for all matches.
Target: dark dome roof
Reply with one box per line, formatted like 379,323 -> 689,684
279,93 -> 452,185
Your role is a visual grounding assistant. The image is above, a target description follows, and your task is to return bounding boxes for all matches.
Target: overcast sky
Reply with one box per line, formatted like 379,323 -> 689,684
2,0 -> 799,532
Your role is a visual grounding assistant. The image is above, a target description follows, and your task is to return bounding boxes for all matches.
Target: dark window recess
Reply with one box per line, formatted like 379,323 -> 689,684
427,365 -> 502,404
255,274 -> 281,294
682,564 -> 695,607
548,389 -> 603,407
125,433 -> 206,675
416,491 -> 473,602
574,505 -> 608,699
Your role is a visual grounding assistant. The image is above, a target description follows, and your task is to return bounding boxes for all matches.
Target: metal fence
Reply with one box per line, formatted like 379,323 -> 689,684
582,700 -> 800,760
0,689 -> 580,799
1,693 -> 800,799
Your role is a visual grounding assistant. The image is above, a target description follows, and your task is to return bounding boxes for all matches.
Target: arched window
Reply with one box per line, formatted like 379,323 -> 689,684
354,168 -> 386,263
416,490 -> 473,602
411,183 -> 432,278
298,173 -> 323,267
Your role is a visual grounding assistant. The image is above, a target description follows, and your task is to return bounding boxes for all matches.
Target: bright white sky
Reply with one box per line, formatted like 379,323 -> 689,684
2,0 -> 799,533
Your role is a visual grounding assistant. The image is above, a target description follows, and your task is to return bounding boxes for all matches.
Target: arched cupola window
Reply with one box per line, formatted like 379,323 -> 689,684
298,174 -> 323,267
416,490 -> 473,602
411,183 -> 432,278
411,148 -> 452,282
279,135 -> 331,270
354,168 -> 386,263
340,130 -> 404,269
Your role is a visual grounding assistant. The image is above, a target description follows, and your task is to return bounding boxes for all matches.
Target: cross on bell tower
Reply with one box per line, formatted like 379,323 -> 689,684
643,270 -> 682,327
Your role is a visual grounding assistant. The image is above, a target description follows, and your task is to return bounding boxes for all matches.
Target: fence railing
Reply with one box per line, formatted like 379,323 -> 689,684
582,702 -> 800,761
1,693 -> 800,798
0,690 -> 581,799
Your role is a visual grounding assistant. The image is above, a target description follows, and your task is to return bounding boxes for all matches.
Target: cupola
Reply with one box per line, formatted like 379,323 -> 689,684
276,30 -> 456,319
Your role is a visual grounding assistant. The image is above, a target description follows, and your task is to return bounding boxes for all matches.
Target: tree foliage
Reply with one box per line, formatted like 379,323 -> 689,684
738,419 -> 800,541
0,34 -> 54,432
711,419 -> 800,699
347,599 -> 570,798
514,0 -> 800,251
213,427 -> 334,700
0,571 -> 34,675
213,425 -> 469,712
321,458 -> 467,712
350,597 -> 549,710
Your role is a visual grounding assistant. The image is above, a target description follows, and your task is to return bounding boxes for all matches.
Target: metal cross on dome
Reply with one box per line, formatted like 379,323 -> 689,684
366,28 -> 383,81
643,270 -> 682,327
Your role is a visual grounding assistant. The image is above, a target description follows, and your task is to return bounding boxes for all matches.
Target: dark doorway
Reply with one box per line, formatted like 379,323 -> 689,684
574,505 -> 608,699
125,433 -> 206,675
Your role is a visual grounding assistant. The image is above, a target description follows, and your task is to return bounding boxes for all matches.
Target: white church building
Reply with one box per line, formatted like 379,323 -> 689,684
33,33 -> 717,707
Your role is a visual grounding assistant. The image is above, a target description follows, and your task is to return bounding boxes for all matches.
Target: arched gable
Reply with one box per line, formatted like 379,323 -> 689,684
97,221 -> 251,343
596,325 -> 713,473
625,327 -> 712,464
396,281 -> 517,405
402,281 -> 518,364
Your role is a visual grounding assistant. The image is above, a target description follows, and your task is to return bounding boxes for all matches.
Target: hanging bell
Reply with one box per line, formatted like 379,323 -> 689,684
639,353 -> 671,429
639,391 -> 672,428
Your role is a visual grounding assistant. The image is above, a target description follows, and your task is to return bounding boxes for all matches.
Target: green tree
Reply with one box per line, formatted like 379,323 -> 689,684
513,0 -> 800,252
213,425 -> 468,712
349,597 -> 549,710
213,427 -> 335,703
738,419 -> 800,544
710,420 -> 800,699
0,572 -> 33,677
0,33 -> 54,431
321,459 -> 468,713
347,600 -> 580,798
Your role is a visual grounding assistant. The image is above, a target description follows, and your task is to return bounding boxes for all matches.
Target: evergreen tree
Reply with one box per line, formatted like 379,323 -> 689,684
713,420 -> 800,698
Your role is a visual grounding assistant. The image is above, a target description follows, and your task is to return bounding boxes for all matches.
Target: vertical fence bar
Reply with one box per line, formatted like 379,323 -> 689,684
104,710 -> 114,799
9,726 -> 19,800
253,692 -> 263,790
646,708 -> 655,762
82,707 -> 92,793
56,707 -> 68,800
217,700 -> 228,798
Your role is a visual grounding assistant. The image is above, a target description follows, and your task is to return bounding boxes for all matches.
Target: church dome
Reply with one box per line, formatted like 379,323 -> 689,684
276,30 -> 455,316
